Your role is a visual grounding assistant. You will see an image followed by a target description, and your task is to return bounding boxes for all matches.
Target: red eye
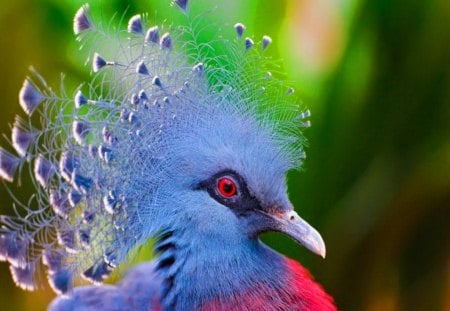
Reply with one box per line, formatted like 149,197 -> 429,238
217,177 -> 237,198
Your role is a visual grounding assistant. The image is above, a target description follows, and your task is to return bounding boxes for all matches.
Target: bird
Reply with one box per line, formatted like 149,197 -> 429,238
0,1 -> 336,310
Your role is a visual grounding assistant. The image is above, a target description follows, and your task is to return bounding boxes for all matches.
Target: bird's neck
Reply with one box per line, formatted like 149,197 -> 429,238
155,230 -> 336,310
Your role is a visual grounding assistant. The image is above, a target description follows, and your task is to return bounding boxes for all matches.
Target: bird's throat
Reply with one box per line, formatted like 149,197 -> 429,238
155,231 -> 291,310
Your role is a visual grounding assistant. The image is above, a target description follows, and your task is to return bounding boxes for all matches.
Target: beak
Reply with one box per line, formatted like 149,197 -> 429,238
270,209 -> 326,258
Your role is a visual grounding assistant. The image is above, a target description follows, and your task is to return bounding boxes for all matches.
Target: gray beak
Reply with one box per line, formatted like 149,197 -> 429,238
274,210 -> 326,258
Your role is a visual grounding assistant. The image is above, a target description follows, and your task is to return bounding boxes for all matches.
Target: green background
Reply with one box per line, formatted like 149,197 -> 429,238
0,0 -> 449,310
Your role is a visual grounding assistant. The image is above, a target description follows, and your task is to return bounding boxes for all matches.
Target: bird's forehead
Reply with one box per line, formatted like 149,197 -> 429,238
172,107 -> 290,204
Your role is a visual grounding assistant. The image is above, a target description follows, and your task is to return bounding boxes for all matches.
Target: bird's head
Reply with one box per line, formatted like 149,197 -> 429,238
157,103 -> 325,258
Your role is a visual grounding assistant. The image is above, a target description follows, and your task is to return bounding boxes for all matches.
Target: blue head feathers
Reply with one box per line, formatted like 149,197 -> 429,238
0,1 -> 320,298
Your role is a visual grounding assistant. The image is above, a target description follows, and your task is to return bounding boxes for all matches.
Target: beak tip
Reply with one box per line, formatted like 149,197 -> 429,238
312,236 -> 326,259
319,247 -> 326,259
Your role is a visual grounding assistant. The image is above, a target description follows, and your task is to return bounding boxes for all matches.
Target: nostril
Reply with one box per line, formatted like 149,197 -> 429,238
290,215 -> 295,221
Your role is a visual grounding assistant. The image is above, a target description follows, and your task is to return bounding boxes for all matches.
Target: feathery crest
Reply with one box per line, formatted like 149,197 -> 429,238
73,4 -> 93,35
128,14 -> 144,35
0,1 -> 310,294
0,148 -> 20,182
173,0 -> 189,12
262,35 -> 272,50
11,117 -> 35,158
160,33 -> 173,50
234,23 -> 246,38
19,79 -> 45,115
145,26 -> 159,44
245,37 -> 254,51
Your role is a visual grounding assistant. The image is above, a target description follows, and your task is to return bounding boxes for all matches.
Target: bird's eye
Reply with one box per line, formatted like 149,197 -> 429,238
217,176 -> 237,198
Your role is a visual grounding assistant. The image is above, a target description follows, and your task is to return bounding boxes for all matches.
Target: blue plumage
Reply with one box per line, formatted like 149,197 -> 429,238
0,1 -> 336,310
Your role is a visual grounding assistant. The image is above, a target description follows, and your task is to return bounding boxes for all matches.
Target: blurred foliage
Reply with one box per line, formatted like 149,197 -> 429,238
0,0 -> 449,310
